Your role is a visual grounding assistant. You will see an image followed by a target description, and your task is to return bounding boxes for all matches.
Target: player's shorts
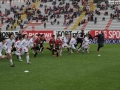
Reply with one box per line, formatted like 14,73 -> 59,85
62,43 -> 68,48
6,47 -> 12,53
55,46 -> 60,51
34,46 -> 40,50
98,42 -> 104,47
15,47 -> 21,56
82,44 -> 89,49
21,47 -> 28,55
40,43 -> 44,47
50,44 -> 54,48
15,51 -> 21,56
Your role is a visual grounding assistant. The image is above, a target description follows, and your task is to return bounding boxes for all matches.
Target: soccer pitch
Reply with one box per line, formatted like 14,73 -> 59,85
0,44 -> 120,90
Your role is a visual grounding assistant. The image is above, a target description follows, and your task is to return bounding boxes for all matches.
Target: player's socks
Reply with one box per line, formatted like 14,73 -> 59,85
19,56 -> 23,61
34,52 -> 38,57
60,49 -> 62,56
52,50 -> 54,55
9,59 -> 14,67
85,49 -> 89,53
70,49 -> 73,53
41,47 -> 44,53
97,46 -> 101,52
56,52 -> 59,57
82,48 -> 85,52
26,55 -> 30,63
78,48 -> 81,52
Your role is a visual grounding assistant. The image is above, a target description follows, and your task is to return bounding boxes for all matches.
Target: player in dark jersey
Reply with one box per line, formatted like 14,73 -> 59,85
93,31 -> 105,52
39,34 -> 46,53
67,34 -> 71,52
46,35 -> 55,56
76,30 -> 85,50
34,34 -> 41,57
55,35 -> 62,57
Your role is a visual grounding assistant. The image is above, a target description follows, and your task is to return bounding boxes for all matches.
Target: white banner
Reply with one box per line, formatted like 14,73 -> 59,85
1,30 -> 89,39
55,30 -> 89,37
1,31 -> 19,38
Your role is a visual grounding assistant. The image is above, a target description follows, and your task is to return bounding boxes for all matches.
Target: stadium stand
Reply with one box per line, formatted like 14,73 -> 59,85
0,0 -> 120,31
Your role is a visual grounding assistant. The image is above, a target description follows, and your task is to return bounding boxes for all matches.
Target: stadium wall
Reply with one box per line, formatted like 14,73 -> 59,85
1,30 -> 120,44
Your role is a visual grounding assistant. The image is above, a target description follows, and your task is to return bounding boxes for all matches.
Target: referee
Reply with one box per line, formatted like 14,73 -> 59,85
94,31 -> 105,52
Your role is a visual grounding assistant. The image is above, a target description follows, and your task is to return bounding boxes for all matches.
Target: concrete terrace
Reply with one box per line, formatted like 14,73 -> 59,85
0,0 -> 120,31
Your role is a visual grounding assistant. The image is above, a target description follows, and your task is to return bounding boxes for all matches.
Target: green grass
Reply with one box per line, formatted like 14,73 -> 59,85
0,44 -> 120,90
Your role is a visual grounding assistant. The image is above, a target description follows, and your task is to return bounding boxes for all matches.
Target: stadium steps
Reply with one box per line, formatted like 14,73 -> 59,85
22,0 -> 82,31
9,1 -> 40,30
85,21 -> 109,30
105,19 -> 113,30
81,21 -> 88,30
79,0 -> 96,31
71,0 -> 96,31
83,2 -> 115,31
109,20 -> 120,29
71,12 -> 85,30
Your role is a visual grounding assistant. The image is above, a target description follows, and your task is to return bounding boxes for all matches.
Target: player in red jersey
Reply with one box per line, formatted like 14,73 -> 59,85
46,35 -> 55,56
34,34 -> 41,57
39,34 -> 46,53
55,35 -> 62,57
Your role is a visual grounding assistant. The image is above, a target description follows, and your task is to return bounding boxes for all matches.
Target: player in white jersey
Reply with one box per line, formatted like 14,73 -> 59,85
69,35 -> 77,53
0,38 -> 7,59
28,35 -> 35,54
78,34 -> 90,53
60,34 -> 69,56
28,35 -> 35,48
0,38 -> 15,67
21,34 -> 30,64
6,33 -> 15,54
5,33 -> 15,67
62,34 -> 69,48
14,35 -> 23,61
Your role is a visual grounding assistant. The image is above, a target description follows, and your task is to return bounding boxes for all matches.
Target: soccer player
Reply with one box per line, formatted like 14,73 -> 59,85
0,38 -> 15,67
5,33 -> 15,67
39,34 -> 46,53
46,35 -> 55,56
6,33 -> 15,53
34,34 -> 41,57
93,31 -> 105,52
60,34 -> 70,56
76,30 -> 85,49
69,35 -> 77,53
78,34 -> 90,53
28,35 -> 35,54
55,35 -> 62,57
21,34 -> 30,64
14,35 -> 23,61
